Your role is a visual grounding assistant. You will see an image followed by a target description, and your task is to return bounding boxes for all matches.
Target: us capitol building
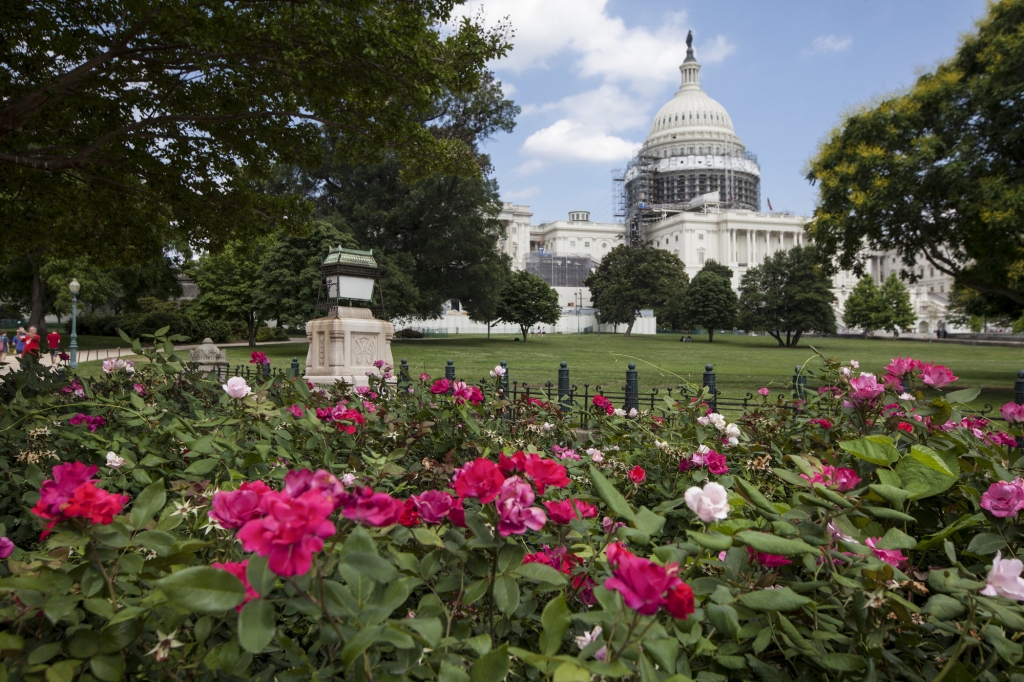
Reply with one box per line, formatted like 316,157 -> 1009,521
497,34 -> 956,335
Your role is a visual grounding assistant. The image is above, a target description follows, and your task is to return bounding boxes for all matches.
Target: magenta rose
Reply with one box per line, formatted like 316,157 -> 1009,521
981,479 -> 1024,518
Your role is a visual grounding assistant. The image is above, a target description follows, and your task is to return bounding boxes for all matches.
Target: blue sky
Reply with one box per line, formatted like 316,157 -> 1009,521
457,0 -> 988,224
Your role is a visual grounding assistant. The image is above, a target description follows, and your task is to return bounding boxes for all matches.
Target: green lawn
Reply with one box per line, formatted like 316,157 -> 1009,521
214,332 -> 1019,413
71,332 -> 1021,413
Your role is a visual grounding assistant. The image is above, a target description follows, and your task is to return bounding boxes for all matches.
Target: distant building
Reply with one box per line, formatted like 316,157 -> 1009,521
499,35 -> 958,335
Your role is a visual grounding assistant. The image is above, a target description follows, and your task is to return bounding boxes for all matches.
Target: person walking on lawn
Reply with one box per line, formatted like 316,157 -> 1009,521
0,331 -> 8,362
22,326 -> 41,362
14,327 -> 25,357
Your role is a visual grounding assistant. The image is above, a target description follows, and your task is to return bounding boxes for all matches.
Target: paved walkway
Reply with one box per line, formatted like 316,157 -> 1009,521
0,338 -> 307,376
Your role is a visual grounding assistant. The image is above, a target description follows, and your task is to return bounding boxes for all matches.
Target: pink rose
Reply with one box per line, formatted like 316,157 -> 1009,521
453,458 -> 506,503
918,363 -> 957,388
885,357 -> 920,377
831,467 -> 862,492
747,546 -> 791,568
411,490 -> 457,524
32,462 -> 98,519
758,387 -> 769,397
1000,402 -> 1024,424
494,476 -> 547,536
237,490 -> 337,577
0,537 -> 15,559
209,480 -> 273,529
848,373 -> 885,406
704,451 -> 729,476
544,498 -> 599,525
981,479 -> 1024,518
865,537 -> 908,568
981,552 -> 1024,601
341,487 -> 404,527
211,560 -> 260,611
288,404 -> 304,418
604,554 -> 680,615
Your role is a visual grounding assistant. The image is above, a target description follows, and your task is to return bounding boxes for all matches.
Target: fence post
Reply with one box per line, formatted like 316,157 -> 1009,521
798,371 -> 807,401
703,364 -> 717,413
262,363 -> 271,379
445,359 -> 455,394
1016,370 -> 1024,405
289,357 -> 300,379
399,359 -> 410,390
558,361 -> 571,413
500,360 -> 509,397
625,362 -> 639,414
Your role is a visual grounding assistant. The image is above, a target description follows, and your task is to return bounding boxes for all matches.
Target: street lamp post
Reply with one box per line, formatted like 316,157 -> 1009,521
69,278 -> 80,369
576,290 -> 582,334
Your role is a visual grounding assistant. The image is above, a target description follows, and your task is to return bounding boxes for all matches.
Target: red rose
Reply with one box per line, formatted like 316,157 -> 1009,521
544,498 -> 599,525
524,457 -> 570,495
628,466 -> 646,485
453,458 -> 505,503
664,582 -> 695,619
398,498 -> 421,527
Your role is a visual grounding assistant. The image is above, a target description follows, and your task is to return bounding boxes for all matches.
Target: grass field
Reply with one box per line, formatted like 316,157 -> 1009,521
74,332 -> 1021,412
237,333 -> 1021,411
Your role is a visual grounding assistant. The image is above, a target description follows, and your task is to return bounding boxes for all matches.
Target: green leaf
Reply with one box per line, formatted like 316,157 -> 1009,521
470,643 -> 509,682
908,445 -> 956,477
498,543 -> 527,573
733,476 -> 780,516
157,566 -> 245,613
634,508 -> 666,536
839,437 -> 900,465
588,465 -> 635,521
876,527 -> 918,551
90,654 -> 125,682
687,530 -> 734,551
945,387 -> 981,404
896,450 -> 959,500
735,531 -> 817,556
539,593 -> 570,655
341,625 -> 385,667
246,555 -> 276,597
440,662 -> 472,682
342,552 -> 399,583
917,514 -> 985,550
129,480 -> 166,529
862,506 -> 917,523
493,574 -> 520,616
821,653 -> 866,672
411,527 -> 445,547
238,599 -> 276,653
868,484 -> 910,508
706,603 -> 741,640
515,562 -> 568,585
876,468 -> 902,488
967,532 -> 1005,556
187,434 -> 216,454
136,530 -> 174,556
184,458 -> 221,476
45,660 -> 78,682
923,594 -> 966,620
553,662 -> 590,682
983,624 -> 1023,664
737,587 -> 812,612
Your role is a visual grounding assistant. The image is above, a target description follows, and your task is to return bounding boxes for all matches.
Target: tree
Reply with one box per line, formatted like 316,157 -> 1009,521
583,244 -> 689,337
189,242 -> 272,348
676,267 -> 738,343
806,0 -> 1024,318
699,259 -> 734,283
0,1 -> 511,329
875,273 -> 916,337
467,263 -> 513,340
496,271 -> 561,342
738,246 -> 836,347
842,277 -> 883,335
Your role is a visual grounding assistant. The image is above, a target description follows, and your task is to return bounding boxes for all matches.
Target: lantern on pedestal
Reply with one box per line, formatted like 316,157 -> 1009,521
316,247 -> 385,317
305,247 -> 394,387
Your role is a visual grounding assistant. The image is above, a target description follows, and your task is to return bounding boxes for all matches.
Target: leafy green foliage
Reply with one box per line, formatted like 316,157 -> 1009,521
675,262 -> 738,342
807,0 -> 1024,316
584,244 -> 689,335
496,270 -> 561,341
843,275 -> 883,334
737,245 -> 836,346
877,273 -> 917,336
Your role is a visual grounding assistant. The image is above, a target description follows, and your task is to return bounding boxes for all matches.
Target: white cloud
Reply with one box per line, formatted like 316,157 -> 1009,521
514,159 -> 548,175
503,186 -> 540,199
698,35 -> 737,64
499,81 -> 516,97
521,120 -> 639,164
521,84 -> 649,133
804,35 -> 852,55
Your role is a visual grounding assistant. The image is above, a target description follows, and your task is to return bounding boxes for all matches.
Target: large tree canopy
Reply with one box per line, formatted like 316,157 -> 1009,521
676,264 -> 737,343
0,0 -> 510,328
806,0 -> 1024,317
583,244 -> 689,337
496,271 -> 561,342
738,246 -> 836,347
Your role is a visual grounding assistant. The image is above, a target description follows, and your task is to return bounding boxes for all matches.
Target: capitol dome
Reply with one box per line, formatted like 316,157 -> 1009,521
626,33 -> 761,213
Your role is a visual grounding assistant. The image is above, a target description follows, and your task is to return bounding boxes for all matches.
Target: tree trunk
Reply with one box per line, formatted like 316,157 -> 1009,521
247,312 -> 257,347
707,328 -> 715,343
521,325 -> 528,342
28,260 -> 54,335
790,331 -> 803,347
487,321 -> 491,340
768,331 -> 784,346
624,316 -> 635,338
785,330 -> 791,347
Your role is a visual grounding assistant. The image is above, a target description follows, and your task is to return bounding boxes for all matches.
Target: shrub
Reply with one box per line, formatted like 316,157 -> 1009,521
1,344 -> 1023,680
77,299 -> 246,342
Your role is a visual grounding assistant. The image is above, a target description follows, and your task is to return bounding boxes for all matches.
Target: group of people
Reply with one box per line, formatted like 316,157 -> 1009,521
0,326 -> 61,364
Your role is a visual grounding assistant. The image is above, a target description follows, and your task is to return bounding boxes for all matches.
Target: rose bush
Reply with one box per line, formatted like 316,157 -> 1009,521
1,332 -> 1024,681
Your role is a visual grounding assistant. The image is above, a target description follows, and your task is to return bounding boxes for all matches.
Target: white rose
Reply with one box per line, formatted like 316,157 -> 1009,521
725,423 -> 741,439
898,392 -> 914,401
222,376 -> 252,400
684,482 -> 731,523
105,451 -> 125,469
613,409 -> 626,417
627,408 -> 638,418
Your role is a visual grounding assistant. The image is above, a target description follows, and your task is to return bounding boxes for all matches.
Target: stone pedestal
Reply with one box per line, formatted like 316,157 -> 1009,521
304,307 -> 394,387
188,338 -> 228,377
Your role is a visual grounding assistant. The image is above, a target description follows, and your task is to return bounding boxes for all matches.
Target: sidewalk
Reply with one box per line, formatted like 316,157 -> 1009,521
0,338 -> 307,376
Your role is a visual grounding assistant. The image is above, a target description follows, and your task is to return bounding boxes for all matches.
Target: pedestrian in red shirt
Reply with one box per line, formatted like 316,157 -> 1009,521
22,326 -> 41,358
47,330 -> 61,362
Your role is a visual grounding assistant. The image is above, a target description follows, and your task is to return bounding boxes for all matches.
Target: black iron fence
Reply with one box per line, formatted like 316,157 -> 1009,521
187,357 -> 303,383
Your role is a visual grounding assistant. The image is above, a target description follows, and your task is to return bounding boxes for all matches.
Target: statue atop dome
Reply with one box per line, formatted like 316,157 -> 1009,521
686,30 -> 693,49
